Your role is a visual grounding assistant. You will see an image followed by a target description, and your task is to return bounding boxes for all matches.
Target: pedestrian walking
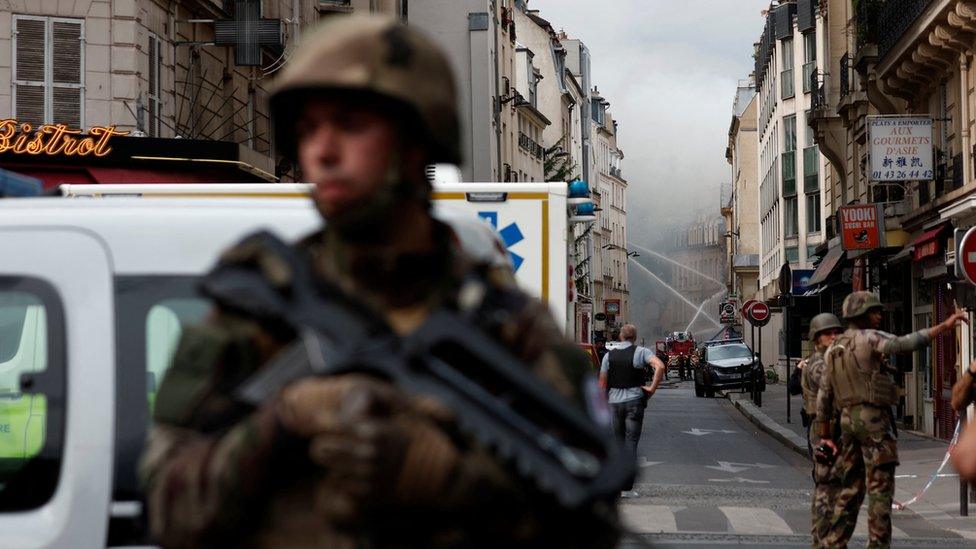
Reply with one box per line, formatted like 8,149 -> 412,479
815,291 -> 967,548
139,15 -> 619,548
599,324 -> 666,498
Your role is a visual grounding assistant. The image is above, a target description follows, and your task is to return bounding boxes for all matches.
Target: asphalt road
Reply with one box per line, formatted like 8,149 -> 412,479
616,380 -> 973,547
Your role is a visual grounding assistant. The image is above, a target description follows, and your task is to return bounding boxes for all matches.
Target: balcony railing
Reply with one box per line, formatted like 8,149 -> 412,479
839,52 -> 850,97
609,166 -> 623,179
518,132 -> 544,160
858,0 -> 934,59
810,70 -> 826,109
319,0 -> 353,11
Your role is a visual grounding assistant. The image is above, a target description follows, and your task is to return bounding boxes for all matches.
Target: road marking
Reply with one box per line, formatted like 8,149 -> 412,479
719,506 -> 792,535
895,473 -> 958,479
638,457 -> 663,468
708,477 -> 770,484
683,428 -> 738,436
619,504 -> 679,533
705,461 -> 777,473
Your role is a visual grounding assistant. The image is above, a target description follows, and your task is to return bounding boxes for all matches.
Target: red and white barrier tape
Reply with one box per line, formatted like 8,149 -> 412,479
892,420 -> 961,511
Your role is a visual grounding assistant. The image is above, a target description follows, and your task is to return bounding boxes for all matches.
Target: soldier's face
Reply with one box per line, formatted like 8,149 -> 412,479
297,100 -> 401,218
867,308 -> 883,329
816,329 -> 842,348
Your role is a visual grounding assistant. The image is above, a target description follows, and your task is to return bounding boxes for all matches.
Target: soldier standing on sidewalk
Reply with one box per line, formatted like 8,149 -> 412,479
815,291 -> 967,548
798,313 -> 860,547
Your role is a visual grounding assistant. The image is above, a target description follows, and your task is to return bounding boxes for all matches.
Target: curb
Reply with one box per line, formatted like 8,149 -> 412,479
726,392 -> 810,459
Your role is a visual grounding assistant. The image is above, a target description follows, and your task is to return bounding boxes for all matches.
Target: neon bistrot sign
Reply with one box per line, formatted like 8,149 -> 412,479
0,119 -> 129,157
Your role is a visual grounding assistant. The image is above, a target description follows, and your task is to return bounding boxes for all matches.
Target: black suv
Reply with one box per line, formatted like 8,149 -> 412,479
693,340 -> 765,402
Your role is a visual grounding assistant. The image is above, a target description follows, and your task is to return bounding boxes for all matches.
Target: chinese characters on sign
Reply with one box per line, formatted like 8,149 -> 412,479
839,204 -> 886,251
869,117 -> 933,181
0,120 -> 128,157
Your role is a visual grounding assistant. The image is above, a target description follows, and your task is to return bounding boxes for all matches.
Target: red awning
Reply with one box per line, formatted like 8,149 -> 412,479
912,224 -> 950,262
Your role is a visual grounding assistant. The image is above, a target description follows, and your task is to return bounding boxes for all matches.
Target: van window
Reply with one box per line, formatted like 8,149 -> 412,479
114,276 -> 209,499
0,278 -> 65,511
145,298 -> 209,413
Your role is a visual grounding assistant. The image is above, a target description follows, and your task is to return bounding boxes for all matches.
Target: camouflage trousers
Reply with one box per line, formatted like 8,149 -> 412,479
822,405 -> 898,549
809,416 -> 864,548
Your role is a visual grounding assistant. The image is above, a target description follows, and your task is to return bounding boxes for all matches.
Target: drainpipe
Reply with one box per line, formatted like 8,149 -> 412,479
494,10 -> 502,180
961,53 -> 972,187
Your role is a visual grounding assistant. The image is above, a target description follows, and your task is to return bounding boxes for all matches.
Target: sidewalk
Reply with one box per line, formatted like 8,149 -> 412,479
725,383 -> 976,540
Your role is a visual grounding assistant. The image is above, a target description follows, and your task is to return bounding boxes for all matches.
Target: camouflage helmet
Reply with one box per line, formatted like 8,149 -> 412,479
269,15 -> 460,164
841,291 -> 883,319
808,312 -> 843,341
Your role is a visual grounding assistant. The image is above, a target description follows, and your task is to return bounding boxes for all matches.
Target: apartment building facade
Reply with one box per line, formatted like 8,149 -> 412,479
726,79 -> 761,301
755,0 -> 829,299
804,0 -> 976,439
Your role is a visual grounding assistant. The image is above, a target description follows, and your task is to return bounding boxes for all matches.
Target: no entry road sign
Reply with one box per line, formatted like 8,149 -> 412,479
746,301 -> 771,327
960,227 -> 976,286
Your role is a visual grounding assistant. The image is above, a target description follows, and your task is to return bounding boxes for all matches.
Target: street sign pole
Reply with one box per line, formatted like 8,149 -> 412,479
780,264 -> 793,425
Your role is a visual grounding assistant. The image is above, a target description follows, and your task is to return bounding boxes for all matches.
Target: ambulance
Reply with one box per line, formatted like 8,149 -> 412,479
0,182 -> 581,547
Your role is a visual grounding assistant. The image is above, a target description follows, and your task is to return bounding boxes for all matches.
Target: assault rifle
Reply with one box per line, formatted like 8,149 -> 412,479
202,232 -> 634,509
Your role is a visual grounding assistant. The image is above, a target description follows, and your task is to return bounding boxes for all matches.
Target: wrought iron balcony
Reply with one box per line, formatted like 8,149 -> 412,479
810,70 -> 826,109
839,52 -> 850,97
518,132 -> 544,160
857,0 -> 933,59
319,0 -> 353,13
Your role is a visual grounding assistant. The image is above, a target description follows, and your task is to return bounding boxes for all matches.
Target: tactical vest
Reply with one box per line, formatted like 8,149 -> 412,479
607,346 -> 643,389
824,331 -> 898,409
800,351 -> 825,416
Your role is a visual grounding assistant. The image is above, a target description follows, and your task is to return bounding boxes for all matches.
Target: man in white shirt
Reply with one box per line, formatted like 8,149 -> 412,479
599,324 -> 666,498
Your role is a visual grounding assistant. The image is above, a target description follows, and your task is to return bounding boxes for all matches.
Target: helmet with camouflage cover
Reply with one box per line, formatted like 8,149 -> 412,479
841,291 -> 883,319
808,312 -> 843,340
269,15 -> 460,165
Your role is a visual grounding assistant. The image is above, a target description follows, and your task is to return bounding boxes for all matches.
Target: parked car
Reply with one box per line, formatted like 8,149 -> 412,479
693,340 -> 765,402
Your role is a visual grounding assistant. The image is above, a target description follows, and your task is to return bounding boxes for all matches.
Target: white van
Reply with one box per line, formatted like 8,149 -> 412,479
0,195 -> 522,547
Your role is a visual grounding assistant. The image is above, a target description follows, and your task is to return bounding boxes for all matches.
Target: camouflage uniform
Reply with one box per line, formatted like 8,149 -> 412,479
802,349 -> 864,548
816,304 -> 932,548
139,15 -> 618,549
141,224 -> 615,548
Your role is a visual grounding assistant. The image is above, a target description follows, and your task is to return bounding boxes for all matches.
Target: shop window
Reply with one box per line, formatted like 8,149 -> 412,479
13,16 -> 84,128
0,278 -> 65,511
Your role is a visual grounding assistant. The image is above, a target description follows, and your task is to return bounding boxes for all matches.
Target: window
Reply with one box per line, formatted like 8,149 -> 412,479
785,197 -> 799,237
781,38 -> 794,99
782,115 -> 797,197
803,118 -> 819,193
0,277 -> 65,511
802,32 -> 816,93
147,33 -> 162,137
113,276 -> 211,497
806,191 -> 821,233
786,245 -> 799,263
13,16 -> 84,128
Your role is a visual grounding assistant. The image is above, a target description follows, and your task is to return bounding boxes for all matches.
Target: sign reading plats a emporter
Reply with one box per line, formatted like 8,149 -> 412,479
869,117 -> 933,181
839,204 -> 886,251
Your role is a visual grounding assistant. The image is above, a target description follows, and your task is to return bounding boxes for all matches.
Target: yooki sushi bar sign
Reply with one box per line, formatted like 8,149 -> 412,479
0,119 -> 129,157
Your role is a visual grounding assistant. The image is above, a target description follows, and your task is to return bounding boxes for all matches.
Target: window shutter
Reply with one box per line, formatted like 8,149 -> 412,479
51,20 -> 83,127
14,18 -> 46,128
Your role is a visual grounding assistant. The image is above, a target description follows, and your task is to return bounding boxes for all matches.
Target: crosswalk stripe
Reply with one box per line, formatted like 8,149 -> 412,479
620,504 -> 679,533
718,506 -> 793,535
853,512 -> 908,539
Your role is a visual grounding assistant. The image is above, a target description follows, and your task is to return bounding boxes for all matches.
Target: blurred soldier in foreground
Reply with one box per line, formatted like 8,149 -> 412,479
140,15 -> 618,548
952,359 -> 976,481
797,313 -> 860,547
816,292 -> 966,548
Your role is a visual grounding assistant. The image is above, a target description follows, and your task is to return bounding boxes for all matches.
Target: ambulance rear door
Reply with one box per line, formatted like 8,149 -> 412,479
0,228 -> 115,548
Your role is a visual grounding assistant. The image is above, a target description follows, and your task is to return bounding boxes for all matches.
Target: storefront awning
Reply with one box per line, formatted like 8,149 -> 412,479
808,245 -> 845,286
911,223 -> 949,262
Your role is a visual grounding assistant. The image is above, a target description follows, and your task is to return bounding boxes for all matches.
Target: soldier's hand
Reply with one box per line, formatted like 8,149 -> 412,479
942,310 -> 969,331
819,438 -> 837,455
308,386 -> 460,520
276,374 -> 407,437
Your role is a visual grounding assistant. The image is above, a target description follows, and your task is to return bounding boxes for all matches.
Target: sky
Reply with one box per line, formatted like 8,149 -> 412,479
531,0 -> 772,246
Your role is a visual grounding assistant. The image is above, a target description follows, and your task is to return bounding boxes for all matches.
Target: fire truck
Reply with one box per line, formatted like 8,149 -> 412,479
655,331 -> 696,381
